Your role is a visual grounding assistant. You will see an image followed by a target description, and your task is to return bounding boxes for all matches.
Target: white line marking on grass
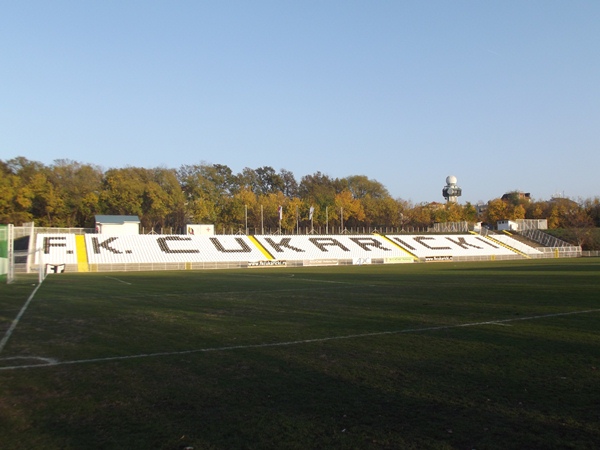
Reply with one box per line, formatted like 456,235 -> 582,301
0,283 -> 43,354
139,286 -> 351,299
0,356 -> 58,364
105,276 -> 132,285
237,272 -> 376,287
0,308 -> 598,371
296,277 -> 377,287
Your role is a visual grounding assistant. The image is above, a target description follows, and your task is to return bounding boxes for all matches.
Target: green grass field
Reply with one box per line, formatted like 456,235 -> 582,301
1,259 -> 599,449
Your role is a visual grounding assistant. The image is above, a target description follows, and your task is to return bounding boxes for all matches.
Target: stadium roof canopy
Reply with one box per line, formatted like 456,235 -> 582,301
94,215 -> 140,225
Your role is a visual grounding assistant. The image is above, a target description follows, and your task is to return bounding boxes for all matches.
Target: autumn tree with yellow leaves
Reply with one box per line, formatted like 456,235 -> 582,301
2,158 -> 599,244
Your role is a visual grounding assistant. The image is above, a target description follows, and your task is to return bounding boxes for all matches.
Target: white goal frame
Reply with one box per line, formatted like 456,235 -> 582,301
5,225 -> 45,285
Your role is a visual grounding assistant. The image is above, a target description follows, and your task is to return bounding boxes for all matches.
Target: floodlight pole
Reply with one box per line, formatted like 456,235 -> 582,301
277,205 -> 282,234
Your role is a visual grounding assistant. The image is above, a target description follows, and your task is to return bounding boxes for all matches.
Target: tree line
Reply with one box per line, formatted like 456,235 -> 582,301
1,157 -> 599,236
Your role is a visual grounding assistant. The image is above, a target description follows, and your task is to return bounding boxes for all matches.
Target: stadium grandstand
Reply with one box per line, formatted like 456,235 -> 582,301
2,219 -> 584,280
20,230 -> 581,276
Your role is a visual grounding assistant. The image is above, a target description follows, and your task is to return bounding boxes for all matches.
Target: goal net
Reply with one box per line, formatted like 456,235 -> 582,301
2,225 -> 45,285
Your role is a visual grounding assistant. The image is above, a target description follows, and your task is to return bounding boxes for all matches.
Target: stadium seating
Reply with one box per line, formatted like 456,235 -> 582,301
83,235 -> 266,264
253,235 -> 414,261
35,234 -> 79,265
386,234 -> 518,259
35,232 -> 534,272
484,234 -> 543,256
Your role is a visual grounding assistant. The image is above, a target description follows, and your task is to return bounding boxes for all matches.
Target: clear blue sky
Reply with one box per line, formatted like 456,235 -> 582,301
2,1 -> 599,204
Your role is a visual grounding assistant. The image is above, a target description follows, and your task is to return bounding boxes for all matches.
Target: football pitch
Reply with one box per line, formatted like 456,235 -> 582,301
1,259 -> 599,449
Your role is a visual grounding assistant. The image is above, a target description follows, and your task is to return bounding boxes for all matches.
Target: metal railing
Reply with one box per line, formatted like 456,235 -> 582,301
519,229 -> 574,248
431,222 -> 469,233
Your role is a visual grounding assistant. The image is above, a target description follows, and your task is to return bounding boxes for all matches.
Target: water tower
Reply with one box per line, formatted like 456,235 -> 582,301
442,175 -> 462,203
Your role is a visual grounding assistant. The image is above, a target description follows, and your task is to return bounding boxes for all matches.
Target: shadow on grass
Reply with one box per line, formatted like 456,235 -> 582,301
2,332 -> 599,450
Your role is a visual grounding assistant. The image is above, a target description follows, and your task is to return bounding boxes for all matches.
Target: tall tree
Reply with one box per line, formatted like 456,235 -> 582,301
298,172 -> 342,227
225,188 -> 258,233
178,164 -> 228,225
406,203 -> 435,228
258,191 -> 287,232
144,168 -> 186,231
461,202 -> 479,223
0,160 -> 34,224
335,190 -> 365,229
343,175 -> 390,200
99,167 -> 146,218
47,159 -> 103,227
279,169 -> 298,198
1,158 -> 50,224
255,166 -> 285,195
236,167 -> 259,193
484,198 -> 510,224
5,157 -> 46,181
27,171 -> 65,227
280,197 -> 304,232
299,172 -> 340,201
583,197 -> 600,227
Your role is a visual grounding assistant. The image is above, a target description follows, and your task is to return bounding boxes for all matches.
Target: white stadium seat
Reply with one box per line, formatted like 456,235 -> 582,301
35,234 -> 79,265
254,235 -> 413,261
486,234 -> 543,255
386,234 -> 518,259
36,232 -> 528,269
84,235 -> 267,264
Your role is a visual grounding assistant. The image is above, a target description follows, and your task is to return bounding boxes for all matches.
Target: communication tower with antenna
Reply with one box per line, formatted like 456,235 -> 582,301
442,175 -> 462,203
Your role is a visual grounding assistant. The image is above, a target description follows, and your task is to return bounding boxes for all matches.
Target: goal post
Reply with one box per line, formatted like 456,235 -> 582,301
8,247 -> 45,285
0,224 -> 8,283
2,224 -> 45,285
